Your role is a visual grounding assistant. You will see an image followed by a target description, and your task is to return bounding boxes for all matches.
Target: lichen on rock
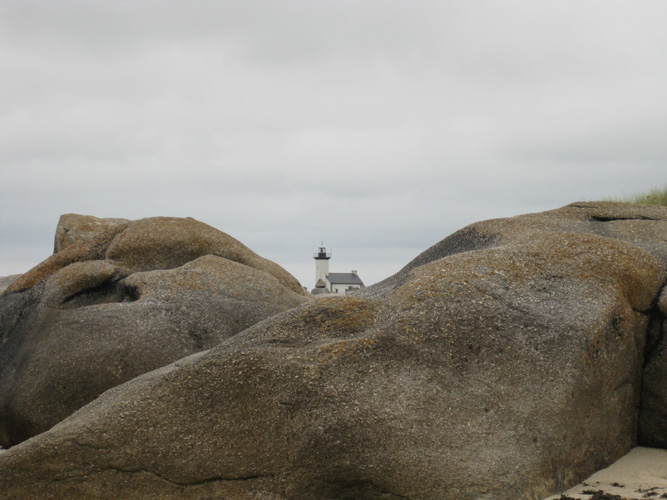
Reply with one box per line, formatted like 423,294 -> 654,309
0,215 -> 310,448
0,203 -> 666,500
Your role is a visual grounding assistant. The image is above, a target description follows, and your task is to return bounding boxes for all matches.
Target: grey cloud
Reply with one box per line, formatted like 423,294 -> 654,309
513,120 -> 667,166
2,1 -> 667,285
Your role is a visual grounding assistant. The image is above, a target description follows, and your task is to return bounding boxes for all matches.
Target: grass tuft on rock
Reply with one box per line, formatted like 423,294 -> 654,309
625,185 -> 667,206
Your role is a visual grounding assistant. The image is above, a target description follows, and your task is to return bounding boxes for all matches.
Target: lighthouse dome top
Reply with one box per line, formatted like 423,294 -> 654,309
313,245 -> 331,260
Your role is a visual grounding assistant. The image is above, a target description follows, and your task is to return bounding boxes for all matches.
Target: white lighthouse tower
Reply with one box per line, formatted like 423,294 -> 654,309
313,243 -> 331,285
311,243 -> 365,296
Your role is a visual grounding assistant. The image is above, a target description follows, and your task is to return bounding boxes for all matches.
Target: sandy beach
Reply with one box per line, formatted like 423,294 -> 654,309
542,447 -> 667,500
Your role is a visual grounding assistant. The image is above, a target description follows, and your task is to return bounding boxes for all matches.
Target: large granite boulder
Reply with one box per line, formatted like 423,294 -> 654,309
0,203 -> 666,500
0,215 -> 309,447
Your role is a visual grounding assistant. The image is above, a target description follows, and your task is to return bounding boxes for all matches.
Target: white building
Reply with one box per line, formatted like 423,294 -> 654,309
311,245 -> 365,296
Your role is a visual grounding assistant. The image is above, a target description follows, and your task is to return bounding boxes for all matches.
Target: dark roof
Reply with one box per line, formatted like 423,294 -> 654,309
327,273 -> 364,285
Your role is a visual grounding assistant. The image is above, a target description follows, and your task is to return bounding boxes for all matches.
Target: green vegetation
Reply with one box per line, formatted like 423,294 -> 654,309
626,184 -> 667,206
606,184 -> 667,206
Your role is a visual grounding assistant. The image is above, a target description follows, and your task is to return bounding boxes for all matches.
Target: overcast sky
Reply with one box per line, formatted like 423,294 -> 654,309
2,1 -> 666,288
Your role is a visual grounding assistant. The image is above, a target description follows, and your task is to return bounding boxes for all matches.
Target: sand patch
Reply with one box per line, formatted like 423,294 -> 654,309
542,447 -> 667,500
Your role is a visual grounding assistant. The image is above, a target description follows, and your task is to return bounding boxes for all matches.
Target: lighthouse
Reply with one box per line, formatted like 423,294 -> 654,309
311,244 -> 365,296
313,243 -> 331,284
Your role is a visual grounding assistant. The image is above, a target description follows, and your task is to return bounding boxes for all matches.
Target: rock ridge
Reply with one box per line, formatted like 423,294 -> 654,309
0,203 -> 666,499
0,214 -> 310,447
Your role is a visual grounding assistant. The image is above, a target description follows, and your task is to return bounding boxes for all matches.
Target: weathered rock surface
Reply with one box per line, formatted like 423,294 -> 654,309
53,213 -> 129,254
0,275 -> 20,294
0,215 -> 309,447
0,203 -> 666,500
8,214 -> 305,295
